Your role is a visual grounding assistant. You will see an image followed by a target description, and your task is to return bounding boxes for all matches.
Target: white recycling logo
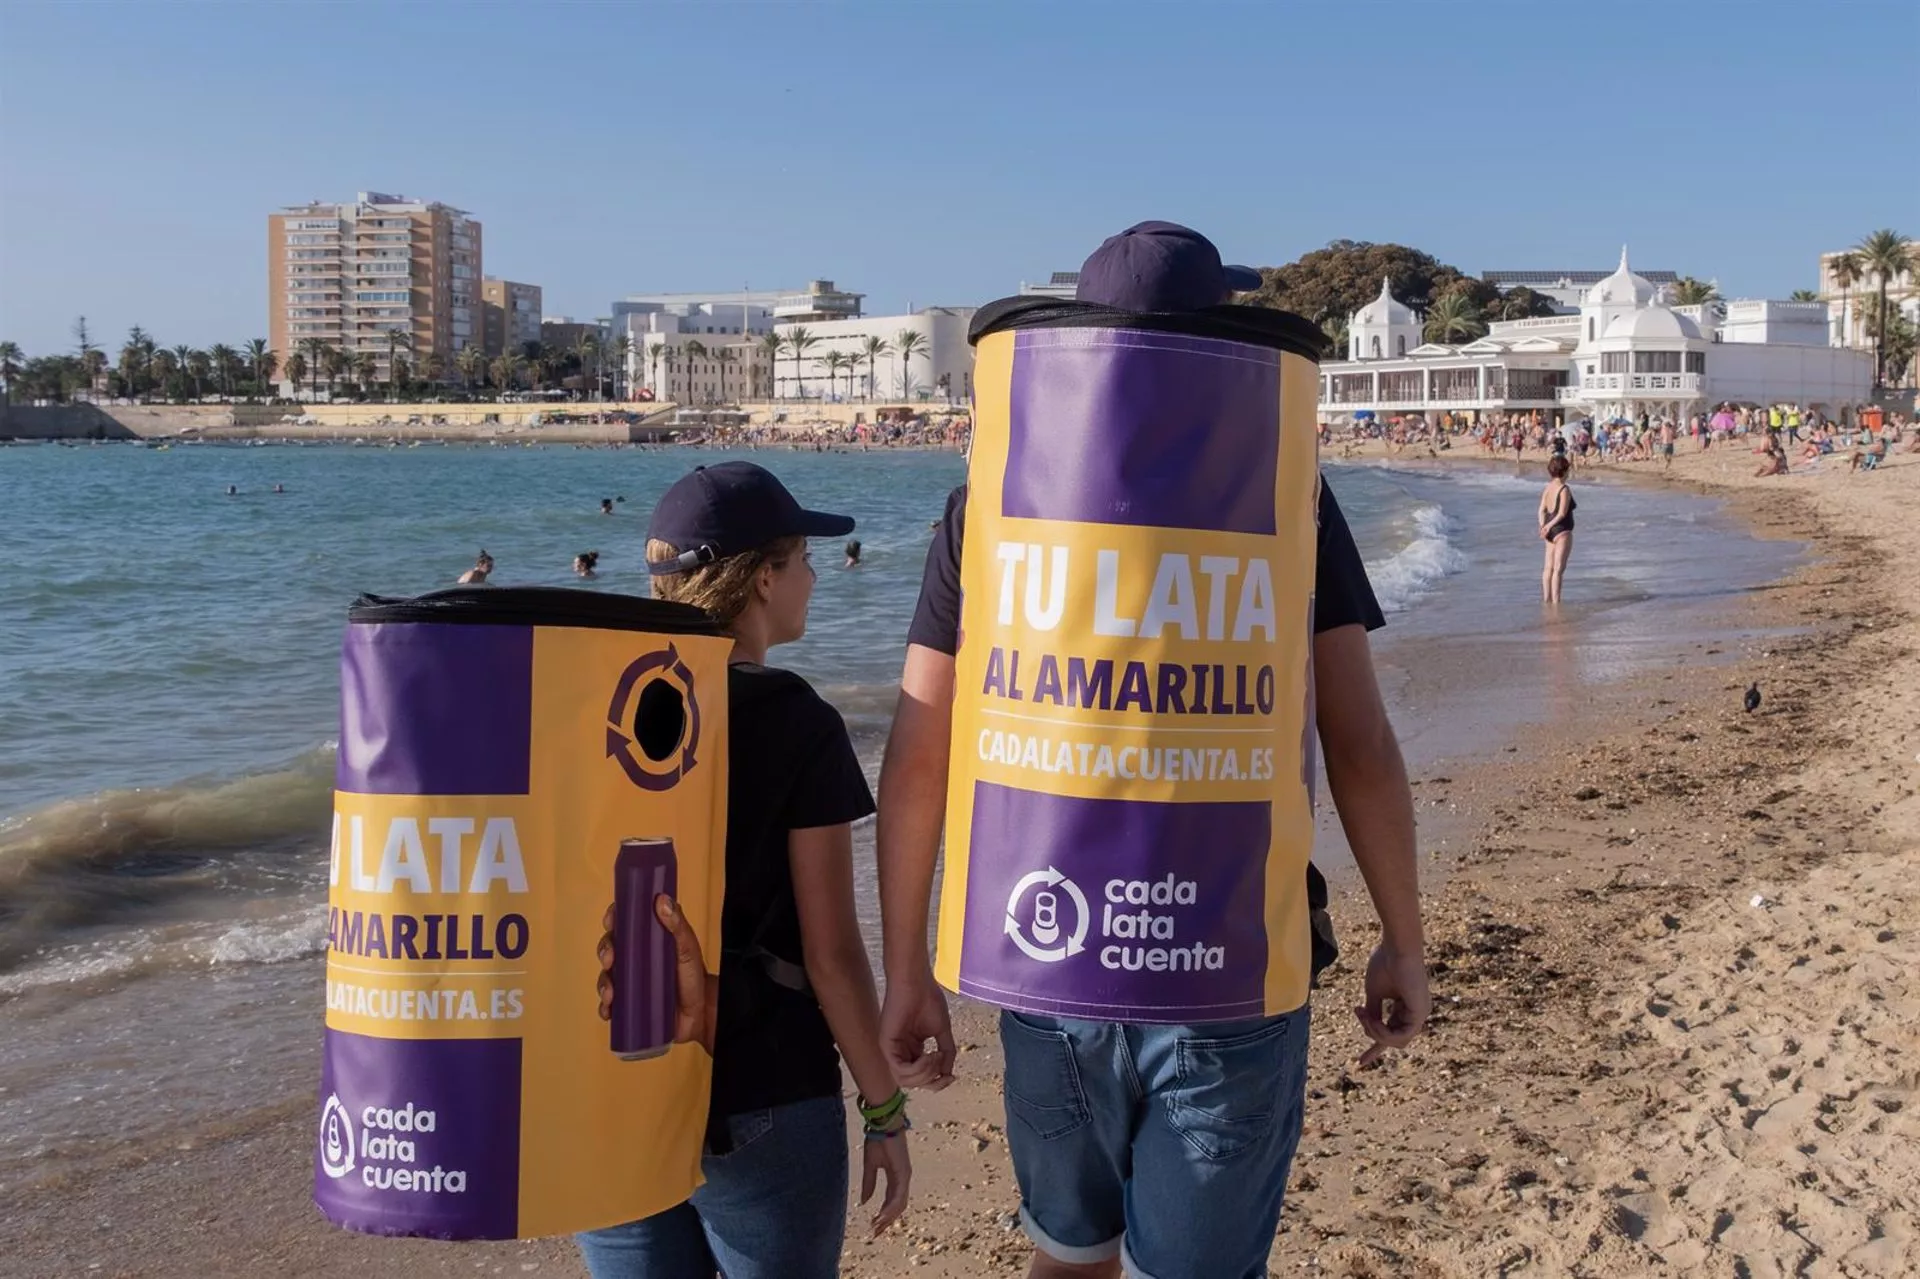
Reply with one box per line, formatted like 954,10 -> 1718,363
1004,868 -> 1089,963
320,1093 -> 356,1179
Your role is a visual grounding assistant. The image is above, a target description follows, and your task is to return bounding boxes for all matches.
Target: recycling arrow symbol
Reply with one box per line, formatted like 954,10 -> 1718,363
1004,867 -> 1089,963
605,644 -> 701,792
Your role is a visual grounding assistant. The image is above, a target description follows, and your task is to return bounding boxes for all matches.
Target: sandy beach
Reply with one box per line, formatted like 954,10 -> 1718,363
3,442 -> 1915,1279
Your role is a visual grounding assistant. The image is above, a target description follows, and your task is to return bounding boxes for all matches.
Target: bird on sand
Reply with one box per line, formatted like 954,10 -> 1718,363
1744,683 -> 1762,713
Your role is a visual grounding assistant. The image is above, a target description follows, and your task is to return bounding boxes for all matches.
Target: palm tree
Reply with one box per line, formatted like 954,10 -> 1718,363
206,344 -> 239,398
1854,229 -> 1915,390
894,329 -> 929,399
489,350 -> 522,395
1828,250 -> 1863,350
821,351 -> 847,401
1320,316 -> 1350,356
0,340 -> 22,404
574,332 -> 602,400
456,345 -> 486,397
646,342 -> 667,398
165,344 -> 193,399
245,338 -> 276,398
859,335 -> 892,400
1789,289 -> 1820,303
353,350 -> 379,395
1669,277 -> 1719,306
186,349 -> 211,400
783,327 -> 818,400
660,347 -> 680,401
150,347 -> 179,397
322,346 -> 349,399
714,347 -> 738,404
1422,292 -> 1486,344
283,352 -> 308,396
755,332 -> 783,399
384,329 -> 413,400
421,350 -> 447,387
684,340 -> 708,404
608,335 -> 633,399
299,337 -> 329,400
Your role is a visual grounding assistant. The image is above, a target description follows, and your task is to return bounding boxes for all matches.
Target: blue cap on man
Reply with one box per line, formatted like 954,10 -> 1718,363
1073,221 -> 1263,313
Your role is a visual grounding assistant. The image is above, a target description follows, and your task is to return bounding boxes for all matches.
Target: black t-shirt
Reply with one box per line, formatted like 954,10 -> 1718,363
708,662 -> 875,1120
905,476 -> 1386,976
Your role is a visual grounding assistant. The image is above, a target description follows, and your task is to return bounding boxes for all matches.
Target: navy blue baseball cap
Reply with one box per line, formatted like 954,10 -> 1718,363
1075,221 -> 1263,312
646,461 -> 855,575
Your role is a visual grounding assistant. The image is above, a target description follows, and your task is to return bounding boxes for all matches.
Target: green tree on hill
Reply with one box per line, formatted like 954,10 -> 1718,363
1241,241 -> 1517,328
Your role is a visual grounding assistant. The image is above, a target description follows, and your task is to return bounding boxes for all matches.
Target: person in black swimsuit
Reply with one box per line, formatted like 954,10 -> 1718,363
1539,454 -> 1576,603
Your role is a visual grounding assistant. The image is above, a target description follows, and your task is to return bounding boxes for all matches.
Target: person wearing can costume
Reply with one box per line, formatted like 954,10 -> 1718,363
875,223 -> 1430,1279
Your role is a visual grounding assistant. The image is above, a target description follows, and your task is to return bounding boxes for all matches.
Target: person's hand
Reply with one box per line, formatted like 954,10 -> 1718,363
861,1130 -> 912,1237
1354,941 -> 1430,1069
879,971 -> 956,1090
597,897 -> 719,1054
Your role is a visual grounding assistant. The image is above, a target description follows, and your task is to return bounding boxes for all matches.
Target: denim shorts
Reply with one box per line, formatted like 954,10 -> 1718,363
999,1006 -> 1310,1279
574,1094 -> 848,1279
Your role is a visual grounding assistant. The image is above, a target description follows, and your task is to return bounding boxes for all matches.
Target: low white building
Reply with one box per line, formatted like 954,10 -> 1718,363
1319,248 -> 1873,424
773,308 -> 976,403
619,304 -> 775,403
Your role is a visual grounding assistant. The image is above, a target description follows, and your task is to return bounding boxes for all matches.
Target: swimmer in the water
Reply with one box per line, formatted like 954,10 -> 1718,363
226,485 -> 238,496
574,551 -> 600,579
458,551 -> 494,584
273,483 -> 285,494
844,539 -> 863,569
600,498 -> 614,515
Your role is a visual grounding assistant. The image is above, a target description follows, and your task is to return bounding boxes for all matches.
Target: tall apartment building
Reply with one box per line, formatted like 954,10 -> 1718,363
268,191 -> 482,389
481,278 -> 543,357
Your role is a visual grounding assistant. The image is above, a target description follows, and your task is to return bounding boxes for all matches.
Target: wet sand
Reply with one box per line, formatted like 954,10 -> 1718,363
3,445 -> 1915,1277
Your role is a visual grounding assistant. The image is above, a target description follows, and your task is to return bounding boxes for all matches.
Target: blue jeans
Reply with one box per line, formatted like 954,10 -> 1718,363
1000,1007 -> 1310,1279
575,1095 -> 848,1279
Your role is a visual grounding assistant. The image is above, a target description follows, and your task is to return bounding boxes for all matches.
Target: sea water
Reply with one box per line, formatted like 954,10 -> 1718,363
0,441 -> 1797,1189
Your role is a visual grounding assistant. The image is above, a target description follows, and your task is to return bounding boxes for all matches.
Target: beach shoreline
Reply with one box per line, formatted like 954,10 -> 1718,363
1,447 -> 1914,1278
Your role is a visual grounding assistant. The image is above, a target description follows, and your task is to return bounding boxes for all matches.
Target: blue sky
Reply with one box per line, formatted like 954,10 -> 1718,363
1,0 -> 1912,356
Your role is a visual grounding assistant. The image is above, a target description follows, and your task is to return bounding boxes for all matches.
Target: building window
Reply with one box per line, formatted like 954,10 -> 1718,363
1633,350 -> 1682,373
1685,351 -> 1706,374
1369,336 -> 1381,359
1587,318 -> 1595,341
1395,335 -> 1406,356
1601,352 -> 1629,373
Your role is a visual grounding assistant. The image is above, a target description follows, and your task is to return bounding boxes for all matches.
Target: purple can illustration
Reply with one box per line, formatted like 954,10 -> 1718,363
611,837 -> 679,1060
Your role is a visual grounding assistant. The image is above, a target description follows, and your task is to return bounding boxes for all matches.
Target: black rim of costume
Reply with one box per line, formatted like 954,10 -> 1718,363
349,586 -> 724,634
968,296 -> 1327,363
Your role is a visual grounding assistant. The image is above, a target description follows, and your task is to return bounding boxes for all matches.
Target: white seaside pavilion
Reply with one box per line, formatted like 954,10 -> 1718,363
1319,249 -> 1873,424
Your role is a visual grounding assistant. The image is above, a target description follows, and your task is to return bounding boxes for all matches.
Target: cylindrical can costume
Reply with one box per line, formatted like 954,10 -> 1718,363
935,298 -> 1326,1024
316,587 -> 731,1239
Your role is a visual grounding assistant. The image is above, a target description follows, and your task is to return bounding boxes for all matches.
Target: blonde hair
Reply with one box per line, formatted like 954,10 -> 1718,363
647,536 -> 804,628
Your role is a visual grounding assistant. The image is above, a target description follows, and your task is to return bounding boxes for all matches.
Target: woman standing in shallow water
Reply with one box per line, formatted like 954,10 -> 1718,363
1538,454 -> 1576,603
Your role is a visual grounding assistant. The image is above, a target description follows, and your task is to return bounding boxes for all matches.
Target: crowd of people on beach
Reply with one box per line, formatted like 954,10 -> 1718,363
1327,403 -> 1914,478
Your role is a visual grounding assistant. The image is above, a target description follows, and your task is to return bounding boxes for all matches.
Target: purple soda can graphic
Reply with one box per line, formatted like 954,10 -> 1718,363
611,838 -> 679,1060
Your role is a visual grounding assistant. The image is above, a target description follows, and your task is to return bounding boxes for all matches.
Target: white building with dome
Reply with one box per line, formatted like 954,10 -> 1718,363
1318,248 -> 1872,423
